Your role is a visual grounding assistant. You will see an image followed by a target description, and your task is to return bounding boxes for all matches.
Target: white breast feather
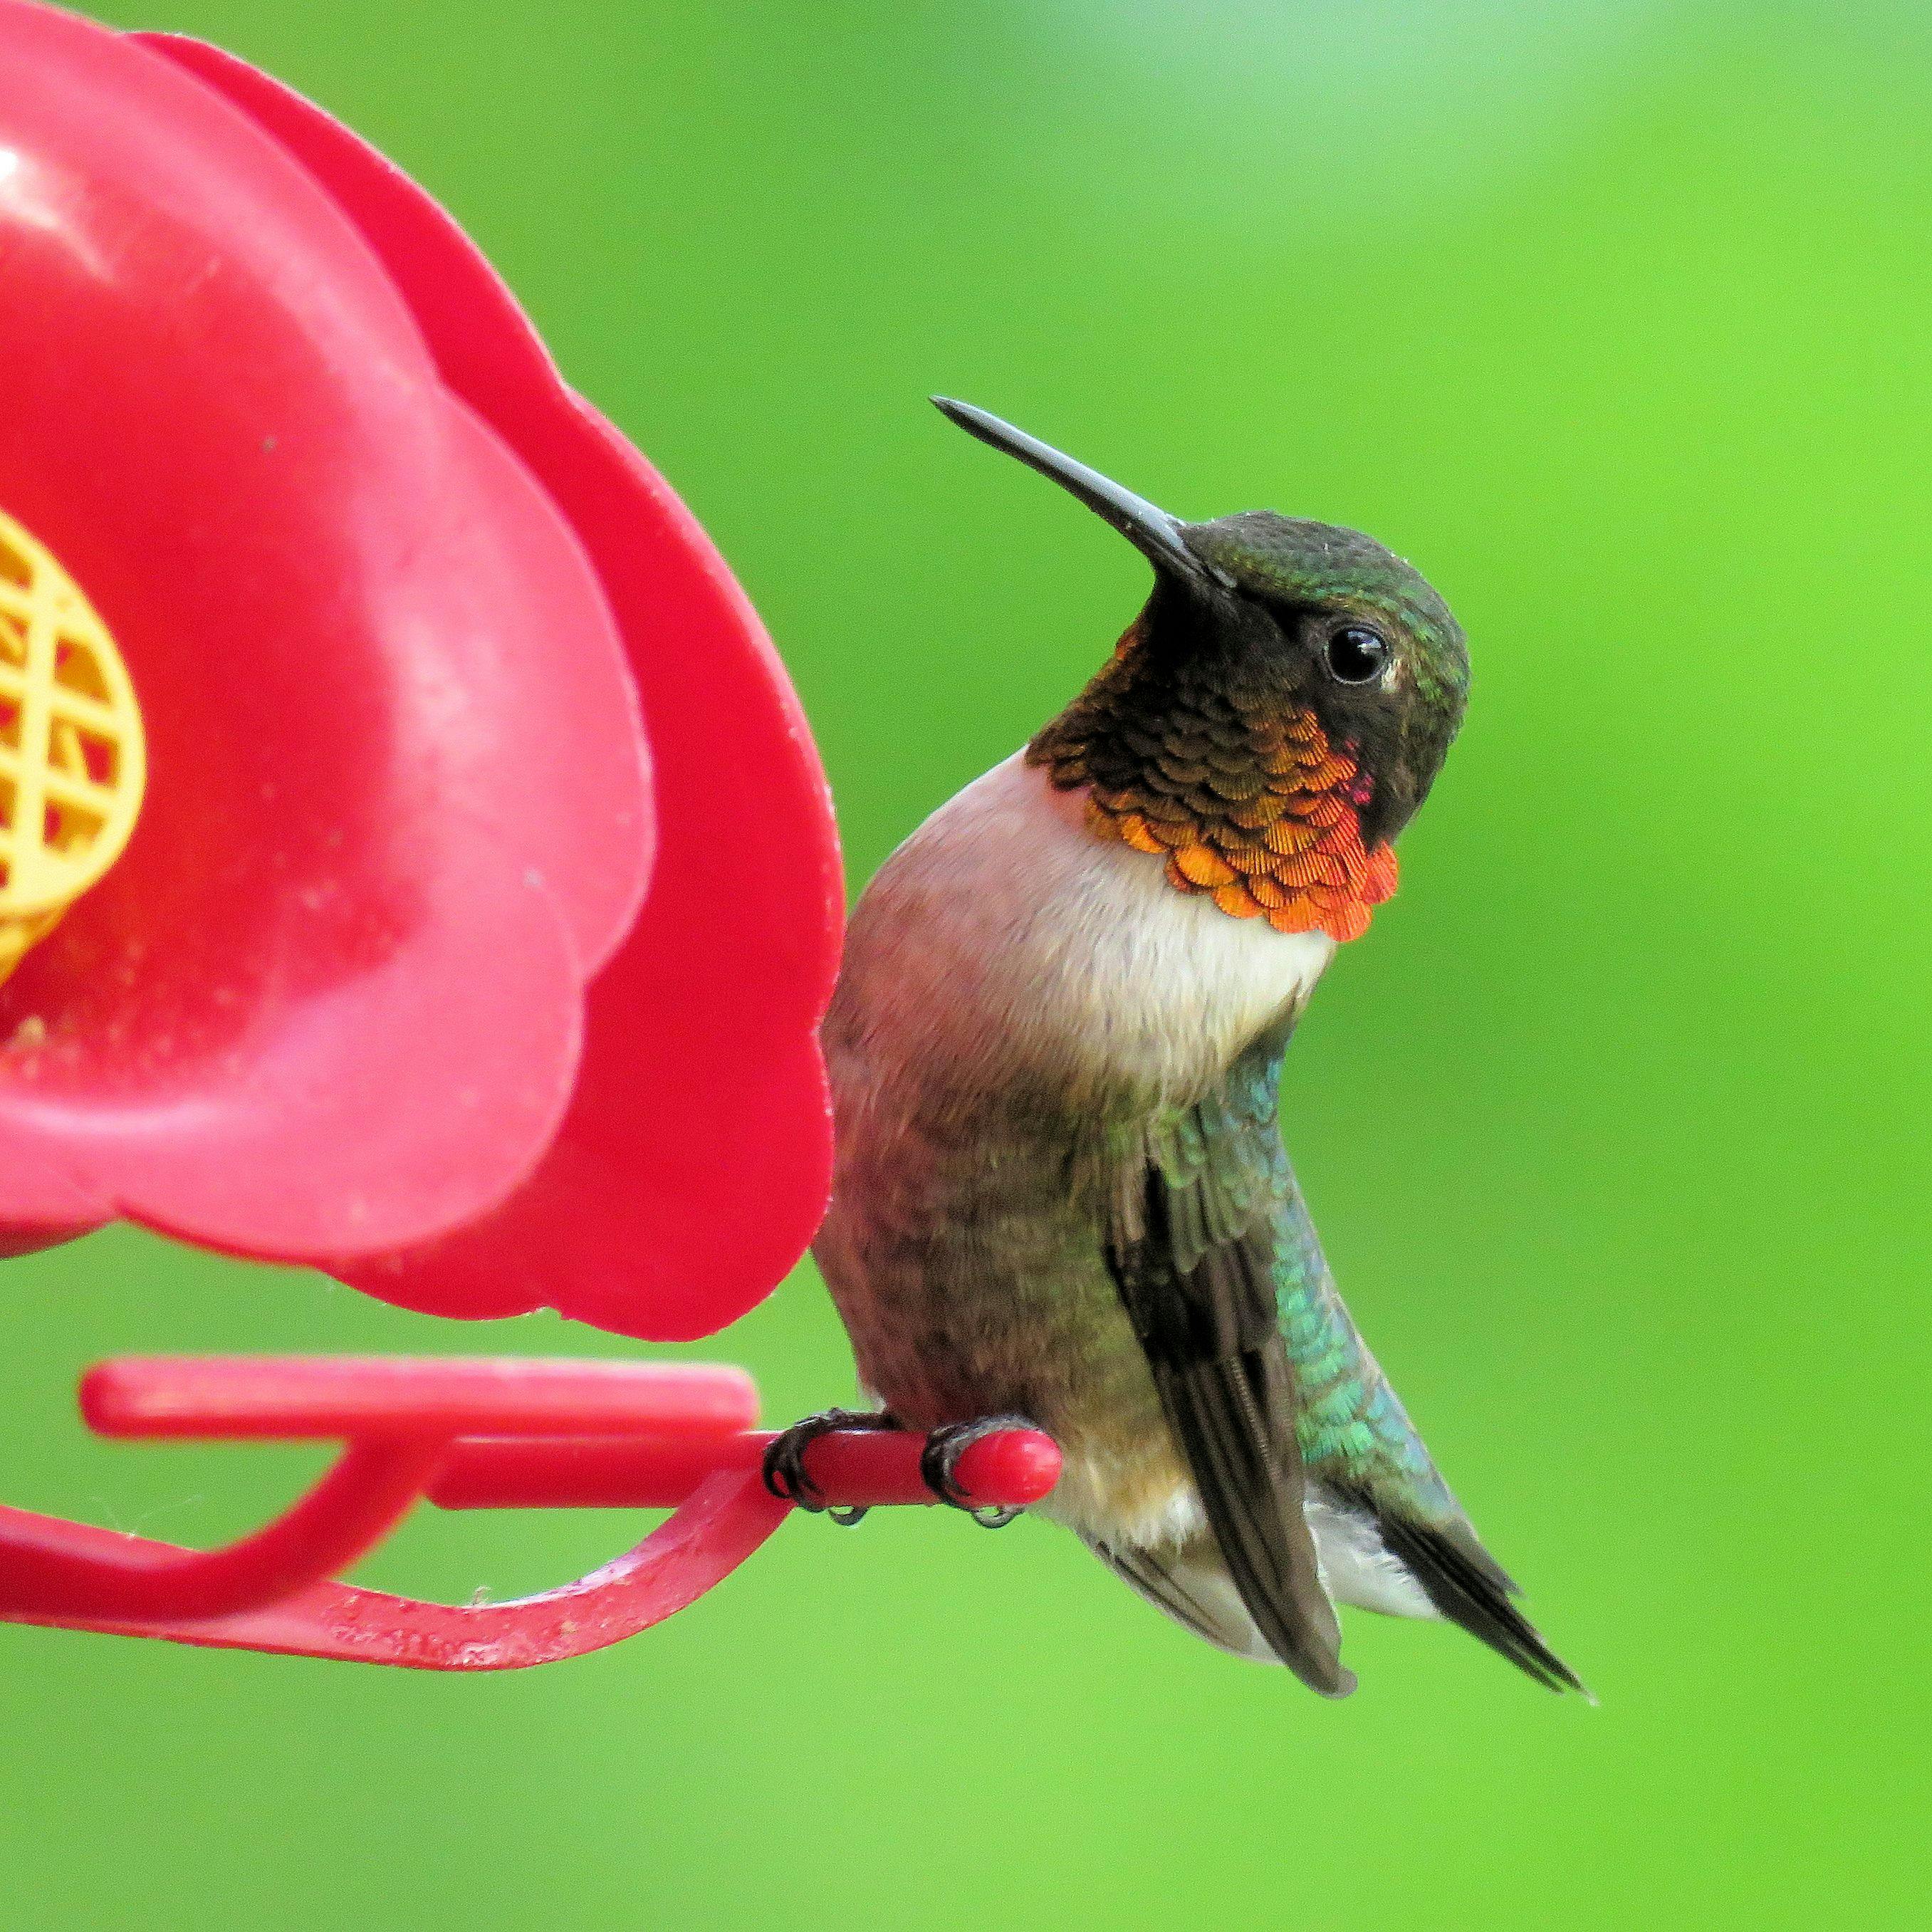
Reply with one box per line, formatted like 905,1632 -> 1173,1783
845,752 -> 1335,1103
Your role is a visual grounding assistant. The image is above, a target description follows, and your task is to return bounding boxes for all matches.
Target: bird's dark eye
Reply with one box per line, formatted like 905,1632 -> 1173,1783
1324,625 -> 1389,685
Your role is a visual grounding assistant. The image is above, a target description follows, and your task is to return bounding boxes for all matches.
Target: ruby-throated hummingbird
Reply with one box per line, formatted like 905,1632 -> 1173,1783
768,400 -> 1582,1698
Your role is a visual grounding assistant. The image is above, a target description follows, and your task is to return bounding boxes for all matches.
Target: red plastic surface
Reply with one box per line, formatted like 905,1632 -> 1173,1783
0,1355 -> 1060,1669
427,1428 -> 1067,1513
0,0 -> 645,1258
80,1355 -> 759,1442
0,3 -> 844,1342
146,36 -> 847,1341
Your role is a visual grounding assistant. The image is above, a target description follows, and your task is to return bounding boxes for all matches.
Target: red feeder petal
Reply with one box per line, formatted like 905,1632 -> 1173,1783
0,1 -> 651,1258
147,37 -> 845,1339
0,5 -> 842,1339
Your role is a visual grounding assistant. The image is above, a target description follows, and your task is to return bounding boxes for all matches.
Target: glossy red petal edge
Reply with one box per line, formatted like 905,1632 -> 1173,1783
146,35 -> 847,1338
0,2 -> 653,1258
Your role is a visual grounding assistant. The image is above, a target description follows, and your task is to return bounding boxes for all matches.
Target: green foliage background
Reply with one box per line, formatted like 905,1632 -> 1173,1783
6,2 -> 1926,1923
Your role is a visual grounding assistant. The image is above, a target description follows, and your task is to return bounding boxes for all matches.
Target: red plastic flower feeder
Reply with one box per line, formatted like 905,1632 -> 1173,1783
0,1 -> 1057,1666
0,1355 -> 1059,1666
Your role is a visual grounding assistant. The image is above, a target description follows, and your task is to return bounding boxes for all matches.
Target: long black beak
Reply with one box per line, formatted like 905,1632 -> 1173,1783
932,397 -> 1223,587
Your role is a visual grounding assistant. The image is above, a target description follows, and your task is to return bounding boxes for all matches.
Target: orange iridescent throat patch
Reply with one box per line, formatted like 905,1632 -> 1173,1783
1028,680 -> 1397,944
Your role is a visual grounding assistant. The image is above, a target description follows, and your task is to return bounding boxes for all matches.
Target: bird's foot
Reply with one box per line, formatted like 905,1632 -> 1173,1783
921,1415 -> 1035,1528
761,1408 -> 894,1526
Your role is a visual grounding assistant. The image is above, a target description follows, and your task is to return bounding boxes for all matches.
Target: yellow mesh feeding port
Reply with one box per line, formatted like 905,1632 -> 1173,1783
0,511 -> 145,986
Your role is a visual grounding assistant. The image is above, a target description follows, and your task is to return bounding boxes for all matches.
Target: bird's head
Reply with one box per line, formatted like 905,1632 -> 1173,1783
936,399 -> 1470,943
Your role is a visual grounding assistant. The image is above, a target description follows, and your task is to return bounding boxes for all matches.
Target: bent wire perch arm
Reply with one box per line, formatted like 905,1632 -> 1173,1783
0,1356 -> 1061,1669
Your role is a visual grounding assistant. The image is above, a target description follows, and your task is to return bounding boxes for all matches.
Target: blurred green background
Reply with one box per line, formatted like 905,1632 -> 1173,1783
5,0 -> 1926,1923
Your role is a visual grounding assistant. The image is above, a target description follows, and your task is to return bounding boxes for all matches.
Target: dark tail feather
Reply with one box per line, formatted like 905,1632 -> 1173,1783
1090,1535 -> 1274,1661
1372,1511 -> 1590,1697
1153,1354 -> 1355,1698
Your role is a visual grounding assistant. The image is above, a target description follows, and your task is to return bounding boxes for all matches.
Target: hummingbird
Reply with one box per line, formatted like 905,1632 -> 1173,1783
768,399 -> 1582,1698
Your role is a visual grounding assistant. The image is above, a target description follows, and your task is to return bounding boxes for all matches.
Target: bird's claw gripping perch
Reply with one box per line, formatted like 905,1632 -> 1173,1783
762,1410 -> 1039,1528
921,1416 -> 1035,1527
761,1409 -> 894,1525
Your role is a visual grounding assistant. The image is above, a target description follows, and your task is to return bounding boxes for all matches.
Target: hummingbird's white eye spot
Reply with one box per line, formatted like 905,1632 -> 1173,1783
1324,625 -> 1389,685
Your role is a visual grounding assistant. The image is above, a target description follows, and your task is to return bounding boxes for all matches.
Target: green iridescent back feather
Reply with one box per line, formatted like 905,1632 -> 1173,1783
1141,1030 -> 1458,1526
1134,1032 -> 1584,1691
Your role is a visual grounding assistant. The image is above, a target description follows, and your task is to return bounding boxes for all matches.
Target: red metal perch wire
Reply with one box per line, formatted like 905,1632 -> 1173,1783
0,1356 -> 1060,1669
